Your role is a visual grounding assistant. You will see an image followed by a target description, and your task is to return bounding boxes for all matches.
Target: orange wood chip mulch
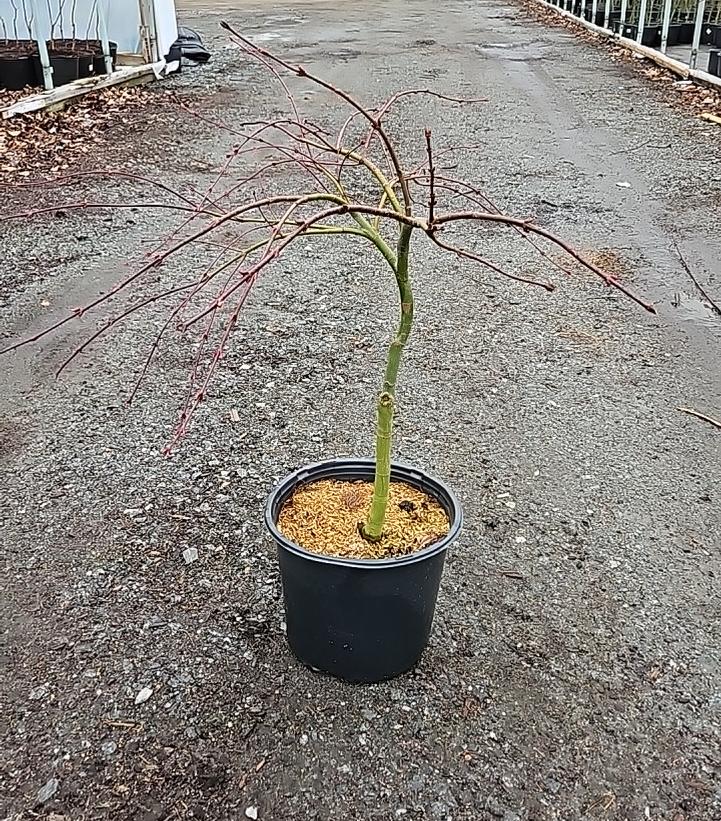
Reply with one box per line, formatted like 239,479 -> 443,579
278,479 -> 450,560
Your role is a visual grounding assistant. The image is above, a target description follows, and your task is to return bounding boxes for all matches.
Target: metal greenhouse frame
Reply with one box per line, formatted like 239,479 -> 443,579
538,0 -> 721,84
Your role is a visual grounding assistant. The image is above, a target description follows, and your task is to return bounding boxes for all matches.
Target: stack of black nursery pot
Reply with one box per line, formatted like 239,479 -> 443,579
0,34 -> 118,91
34,37 -> 118,87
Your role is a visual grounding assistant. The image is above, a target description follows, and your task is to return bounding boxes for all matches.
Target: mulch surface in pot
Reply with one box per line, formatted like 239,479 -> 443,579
278,480 -> 450,559
0,40 -> 37,55
48,39 -> 94,51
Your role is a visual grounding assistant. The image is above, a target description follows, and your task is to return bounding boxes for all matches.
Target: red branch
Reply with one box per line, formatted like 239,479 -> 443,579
424,129 -> 437,229
0,32 -> 657,448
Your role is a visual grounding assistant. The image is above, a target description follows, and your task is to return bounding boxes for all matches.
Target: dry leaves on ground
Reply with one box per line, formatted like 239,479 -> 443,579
0,85 -> 167,184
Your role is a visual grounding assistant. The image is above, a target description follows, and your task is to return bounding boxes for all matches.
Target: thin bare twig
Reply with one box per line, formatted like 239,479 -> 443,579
424,129 -> 437,229
678,407 -> 721,430
0,32 -> 657,447
609,140 -> 671,156
430,233 -> 554,292
672,240 -> 721,317
220,21 -> 414,215
433,211 -> 656,314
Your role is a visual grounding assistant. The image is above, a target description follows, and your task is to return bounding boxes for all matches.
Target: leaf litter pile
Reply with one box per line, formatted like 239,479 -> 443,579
0,85 -> 166,183
278,480 -> 450,560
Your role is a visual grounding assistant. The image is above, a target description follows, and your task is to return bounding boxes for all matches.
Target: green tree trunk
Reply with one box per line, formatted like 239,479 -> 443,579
363,225 -> 414,541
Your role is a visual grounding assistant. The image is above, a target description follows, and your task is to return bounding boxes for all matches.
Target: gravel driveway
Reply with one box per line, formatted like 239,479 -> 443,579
1,1 -> 720,819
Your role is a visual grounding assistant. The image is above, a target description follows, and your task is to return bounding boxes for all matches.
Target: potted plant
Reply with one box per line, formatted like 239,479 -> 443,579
1,27 -> 656,683
0,0 -> 39,90
32,0 -> 95,87
701,2 -> 721,45
78,9 -> 118,76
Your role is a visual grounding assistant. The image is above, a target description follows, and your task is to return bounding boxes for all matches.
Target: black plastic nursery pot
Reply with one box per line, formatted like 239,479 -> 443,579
665,23 -> 682,47
613,22 -> 663,47
33,48 -> 95,88
641,26 -> 663,47
67,50 -> 95,80
33,53 -> 80,87
593,10 -> 608,27
92,42 -> 118,75
0,53 -> 38,90
582,5 -> 607,25
709,50 -> 721,77
679,22 -> 695,44
701,24 -> 721,46
265,458 -> 463,684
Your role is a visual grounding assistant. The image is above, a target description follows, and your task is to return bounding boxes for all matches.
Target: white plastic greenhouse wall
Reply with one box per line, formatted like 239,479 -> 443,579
0,0 -> 178,60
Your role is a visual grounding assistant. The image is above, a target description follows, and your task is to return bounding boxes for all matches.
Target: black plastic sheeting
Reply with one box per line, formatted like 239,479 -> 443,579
168,26 -> 211,64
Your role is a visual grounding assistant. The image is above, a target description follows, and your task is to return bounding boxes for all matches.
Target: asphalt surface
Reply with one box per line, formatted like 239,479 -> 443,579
1,1 -> 720,819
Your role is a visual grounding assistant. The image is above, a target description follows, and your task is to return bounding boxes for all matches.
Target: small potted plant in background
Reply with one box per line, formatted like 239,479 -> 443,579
76,1 -> 118,77
0,0 -> 40,90
1,27 -> 655,683
41,0 -> 93,85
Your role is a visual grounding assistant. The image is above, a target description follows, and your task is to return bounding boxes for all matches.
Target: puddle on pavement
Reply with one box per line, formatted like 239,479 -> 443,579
475,41 -> 549,61
250,32 -> 291,43
667,291 -> 719,328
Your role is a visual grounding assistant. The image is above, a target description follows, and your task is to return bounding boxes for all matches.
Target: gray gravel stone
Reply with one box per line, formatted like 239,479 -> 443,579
35,778 -> 59,805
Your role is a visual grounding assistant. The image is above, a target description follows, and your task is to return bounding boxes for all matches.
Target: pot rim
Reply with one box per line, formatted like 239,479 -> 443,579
264,457 -> 463,569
